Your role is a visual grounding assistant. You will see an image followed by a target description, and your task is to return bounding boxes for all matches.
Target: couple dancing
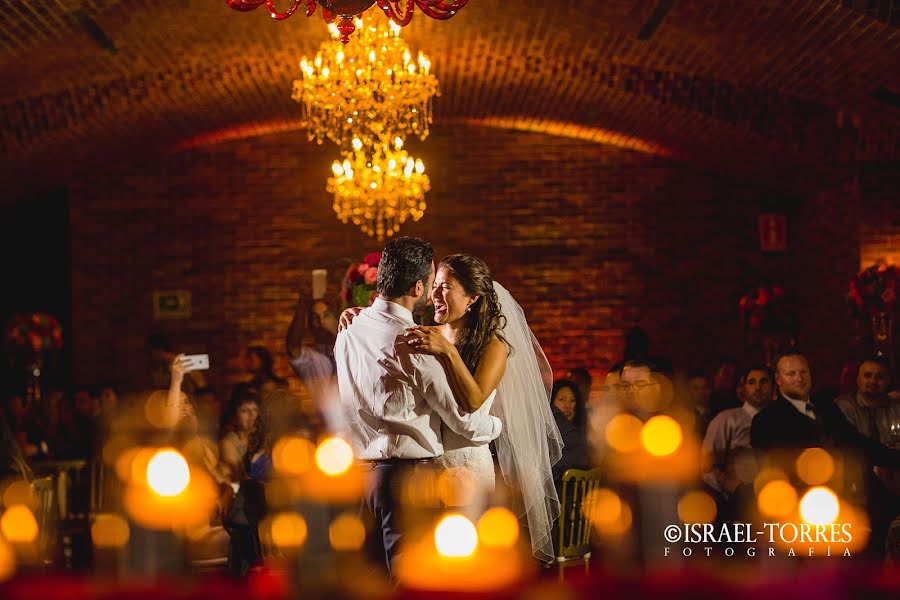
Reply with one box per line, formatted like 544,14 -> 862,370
334,237 -> 562,577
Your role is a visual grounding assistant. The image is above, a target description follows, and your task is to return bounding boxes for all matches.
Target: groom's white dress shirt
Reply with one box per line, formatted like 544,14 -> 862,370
335,297 -> 502,460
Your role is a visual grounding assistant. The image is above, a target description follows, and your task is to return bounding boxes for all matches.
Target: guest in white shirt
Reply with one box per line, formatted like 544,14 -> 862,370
333,237 -> 502,578
702,365 -> 774,497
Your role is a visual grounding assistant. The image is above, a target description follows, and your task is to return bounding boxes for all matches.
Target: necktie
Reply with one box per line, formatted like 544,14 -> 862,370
805,402 -> 817,420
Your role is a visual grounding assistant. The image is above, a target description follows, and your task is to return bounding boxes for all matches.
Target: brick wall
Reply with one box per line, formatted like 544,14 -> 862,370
68,125 -> 883,394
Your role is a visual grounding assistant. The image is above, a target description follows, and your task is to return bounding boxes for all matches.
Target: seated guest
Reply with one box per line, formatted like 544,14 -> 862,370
708,357 -> 740,419
835,356 -> 900,443
549,386 -> 592,553
702,365 -> 774,518
551,379 -> 587,433
686,369 -> 713,436
751,350 -> 900,558
216,387 -> 261,483
217,386 -> 264,576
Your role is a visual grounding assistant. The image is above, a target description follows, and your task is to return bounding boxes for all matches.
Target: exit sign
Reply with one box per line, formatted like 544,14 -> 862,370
759,214 -> 787,252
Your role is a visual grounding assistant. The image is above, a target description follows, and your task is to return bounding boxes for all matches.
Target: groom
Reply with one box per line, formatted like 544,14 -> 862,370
334,237 -> 502,578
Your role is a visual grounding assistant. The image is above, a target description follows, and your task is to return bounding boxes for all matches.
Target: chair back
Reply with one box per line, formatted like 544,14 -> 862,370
557,467 -> 603,561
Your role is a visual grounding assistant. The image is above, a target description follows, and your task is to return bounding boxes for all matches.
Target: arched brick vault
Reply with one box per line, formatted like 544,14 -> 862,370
1,0 -> 898,194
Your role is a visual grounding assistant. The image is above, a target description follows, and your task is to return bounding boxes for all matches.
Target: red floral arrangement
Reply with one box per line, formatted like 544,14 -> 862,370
5,313 -> 63,353
342,252 -> 382,309
847,263 -> 899,318
739,285 -> 787,331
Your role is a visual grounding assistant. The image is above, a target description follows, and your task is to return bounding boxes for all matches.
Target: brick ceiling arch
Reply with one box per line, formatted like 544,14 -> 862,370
1,0 -> 898,192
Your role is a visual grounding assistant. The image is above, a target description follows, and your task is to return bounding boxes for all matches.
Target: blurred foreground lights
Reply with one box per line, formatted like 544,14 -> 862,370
92,514 -> 130,548
0,505 -> 38,544
678,490 -> 717,524
271,512 -> 308,549
476,507 -> 519,549
800,486 -> 840,525
796,448 -> 834,486
434,514 -> 478,558
605,414 -> 643,453
329,512 -> 366,551
641,415 -> 683,456
146,448 -> 190,496
2,481 -> 37,511
315,437 -> 354,476
586,489 -> 632,537
757,480 -> 798,518
273,436 -> 315,475
0,537 -> 13,582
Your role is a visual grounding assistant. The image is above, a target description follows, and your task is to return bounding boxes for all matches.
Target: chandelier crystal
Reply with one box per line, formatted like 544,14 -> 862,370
293,18 -> 439,149
227,1 -> 469,44
328,137 -> 429,240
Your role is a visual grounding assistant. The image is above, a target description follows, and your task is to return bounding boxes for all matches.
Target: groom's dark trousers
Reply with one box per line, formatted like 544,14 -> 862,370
362,457 -> 435,579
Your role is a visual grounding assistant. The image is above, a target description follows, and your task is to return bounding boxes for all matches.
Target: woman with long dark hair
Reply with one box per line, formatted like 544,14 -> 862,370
341,254 -> 562,561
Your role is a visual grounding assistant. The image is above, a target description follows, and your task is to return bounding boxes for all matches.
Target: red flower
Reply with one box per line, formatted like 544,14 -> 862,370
847,263 -> 899,318
363,252 -> 382,267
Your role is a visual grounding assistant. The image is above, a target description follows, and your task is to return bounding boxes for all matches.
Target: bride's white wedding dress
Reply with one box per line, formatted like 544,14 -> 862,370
434,390 -> 497,491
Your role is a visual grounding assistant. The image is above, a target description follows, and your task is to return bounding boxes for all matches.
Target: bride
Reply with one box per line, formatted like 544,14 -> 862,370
343,254 -> 563,561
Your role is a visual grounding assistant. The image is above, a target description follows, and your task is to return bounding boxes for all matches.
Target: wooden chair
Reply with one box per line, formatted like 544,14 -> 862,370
548,468 -> 603,580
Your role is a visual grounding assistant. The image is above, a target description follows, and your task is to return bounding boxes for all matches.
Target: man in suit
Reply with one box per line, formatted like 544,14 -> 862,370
334,237 -> 502,579
751,350 -> 900,557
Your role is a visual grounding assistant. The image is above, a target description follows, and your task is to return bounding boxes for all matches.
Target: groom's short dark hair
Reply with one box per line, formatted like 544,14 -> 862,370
377,237 -> 433,298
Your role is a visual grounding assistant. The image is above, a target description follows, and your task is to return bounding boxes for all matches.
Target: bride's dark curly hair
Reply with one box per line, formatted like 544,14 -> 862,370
438,254 -> 511,374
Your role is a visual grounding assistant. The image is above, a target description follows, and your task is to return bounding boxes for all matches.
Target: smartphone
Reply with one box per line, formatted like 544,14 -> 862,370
312,269 -> 327,300
181,354 -> 210,372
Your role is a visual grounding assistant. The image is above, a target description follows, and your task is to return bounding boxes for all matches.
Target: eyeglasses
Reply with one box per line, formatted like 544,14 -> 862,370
613,381 -> 657,391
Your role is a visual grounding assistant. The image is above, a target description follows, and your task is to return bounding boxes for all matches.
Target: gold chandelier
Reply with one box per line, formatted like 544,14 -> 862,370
292,18 -> 439,150
328,137 -> 429,240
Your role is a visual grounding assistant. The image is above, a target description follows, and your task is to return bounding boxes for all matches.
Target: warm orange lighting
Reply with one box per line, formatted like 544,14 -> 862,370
436,467 -> 478,508
757,480 -> 798,518
584,488 -> 622,525
795,448 -> 834,486
799,486 -> 840,525
146,449 -> 190,497
273,436 -> 315,475
640,415 -> 683,457
434,514 -> 478,558
2,481 -> 37,511
0,504 -> 39,543
677,490 -> 717,524
605,414 -> 643,453
271,512 -> 308,548
328,512 -> 366,551
144,390 -> 180,428
0,537 -> 14,582
315,437 -> 354,476
91,513 -> 130,548
753,467 -> 789,494
476,507 -> 519,549
593,499 -> 632,537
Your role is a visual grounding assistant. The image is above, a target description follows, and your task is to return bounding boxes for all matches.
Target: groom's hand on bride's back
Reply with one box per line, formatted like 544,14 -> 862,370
338,307 -> 363,331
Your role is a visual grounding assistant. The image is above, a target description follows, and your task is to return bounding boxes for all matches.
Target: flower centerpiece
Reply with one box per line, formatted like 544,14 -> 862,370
4,313 -> 63,403
739,285 -> 794,366
5,312 -> 63,353
341,252 -> 434,324
847,263 -> 899,318
342,252 -> 382,309
847,263 -> 898,359
739,285 -> 787,331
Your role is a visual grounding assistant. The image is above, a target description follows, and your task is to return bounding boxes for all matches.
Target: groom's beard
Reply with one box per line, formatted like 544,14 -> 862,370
412,289 -> 430,313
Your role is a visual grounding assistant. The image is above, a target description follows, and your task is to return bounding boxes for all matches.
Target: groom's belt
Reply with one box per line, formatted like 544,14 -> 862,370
357,456 -> 435,466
